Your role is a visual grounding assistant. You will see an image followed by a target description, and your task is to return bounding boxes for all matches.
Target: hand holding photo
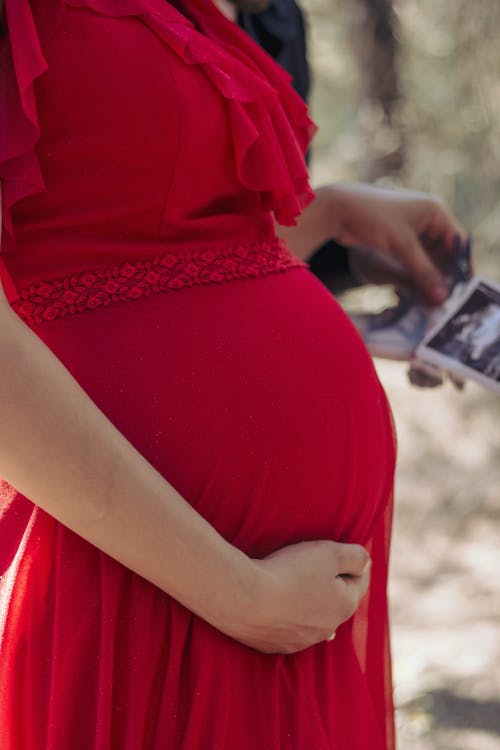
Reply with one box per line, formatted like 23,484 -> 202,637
349,234 -> 474,389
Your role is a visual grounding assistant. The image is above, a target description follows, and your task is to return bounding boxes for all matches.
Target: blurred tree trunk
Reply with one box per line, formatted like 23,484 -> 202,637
343,0 -> 405,180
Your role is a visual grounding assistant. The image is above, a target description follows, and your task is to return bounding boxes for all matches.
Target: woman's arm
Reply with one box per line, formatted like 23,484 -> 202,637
0,264 -> 253,626
0,185 -> 370,654
277,183 -> 467,304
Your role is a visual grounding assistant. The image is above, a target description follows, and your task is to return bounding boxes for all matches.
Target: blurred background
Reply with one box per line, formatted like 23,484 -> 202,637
302,1 -> 500,747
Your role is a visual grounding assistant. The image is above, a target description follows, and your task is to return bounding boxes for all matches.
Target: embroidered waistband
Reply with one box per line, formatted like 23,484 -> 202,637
12,240 -> 306,327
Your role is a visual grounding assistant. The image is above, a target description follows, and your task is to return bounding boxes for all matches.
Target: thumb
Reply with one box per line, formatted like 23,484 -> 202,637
334,543 -> 371,577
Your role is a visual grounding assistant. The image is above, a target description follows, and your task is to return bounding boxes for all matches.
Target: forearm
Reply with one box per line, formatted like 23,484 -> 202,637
0,300 -> 255,628
276,185 -> 344,261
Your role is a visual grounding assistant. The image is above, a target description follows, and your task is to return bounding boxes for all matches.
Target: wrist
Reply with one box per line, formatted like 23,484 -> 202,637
323,183 -> 361,245
313,185 -> 345,242
198,546 -> 264,636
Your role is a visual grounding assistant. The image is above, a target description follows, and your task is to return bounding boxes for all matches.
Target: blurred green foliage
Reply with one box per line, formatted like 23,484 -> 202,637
305,0 -> 500,279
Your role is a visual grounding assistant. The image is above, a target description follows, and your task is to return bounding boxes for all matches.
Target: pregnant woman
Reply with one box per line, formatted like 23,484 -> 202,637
0,1 -> 460,747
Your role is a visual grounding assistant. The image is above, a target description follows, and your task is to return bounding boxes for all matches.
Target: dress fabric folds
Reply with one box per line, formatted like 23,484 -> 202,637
0,1 -> 396,748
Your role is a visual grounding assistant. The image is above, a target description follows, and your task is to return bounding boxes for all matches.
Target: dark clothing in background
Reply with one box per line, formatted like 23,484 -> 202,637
239,0 -> 359,293
238,0 -> 310,102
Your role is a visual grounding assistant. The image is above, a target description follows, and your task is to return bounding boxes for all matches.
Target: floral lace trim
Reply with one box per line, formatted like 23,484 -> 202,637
12,241 -> 306,327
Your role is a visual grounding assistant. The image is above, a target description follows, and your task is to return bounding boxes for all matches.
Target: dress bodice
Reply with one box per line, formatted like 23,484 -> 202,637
0,0 -> 315,294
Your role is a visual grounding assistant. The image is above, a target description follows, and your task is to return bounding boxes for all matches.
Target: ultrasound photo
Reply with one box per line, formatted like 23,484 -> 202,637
417,278 -> 500,393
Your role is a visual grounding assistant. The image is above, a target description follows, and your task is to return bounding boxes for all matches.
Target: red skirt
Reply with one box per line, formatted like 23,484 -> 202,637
0,266 -> 395,749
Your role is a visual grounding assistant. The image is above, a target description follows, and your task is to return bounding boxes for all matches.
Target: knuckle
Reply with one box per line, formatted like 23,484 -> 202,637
416,264 -> 440,284
346,544 -> 370,573
355,545 -> 370,567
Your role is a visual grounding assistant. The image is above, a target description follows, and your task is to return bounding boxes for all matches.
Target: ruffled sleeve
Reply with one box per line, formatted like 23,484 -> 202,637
0,0 -> 64,298
0,0 -> 63,237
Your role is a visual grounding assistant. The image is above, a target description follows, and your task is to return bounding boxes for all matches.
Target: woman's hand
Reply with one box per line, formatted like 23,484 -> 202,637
220,540 -> 371,654
330,183 -> 466,303
278,182 -> 467,305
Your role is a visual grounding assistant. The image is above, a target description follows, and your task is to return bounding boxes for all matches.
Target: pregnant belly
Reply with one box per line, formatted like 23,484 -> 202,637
34,267 -> 396,556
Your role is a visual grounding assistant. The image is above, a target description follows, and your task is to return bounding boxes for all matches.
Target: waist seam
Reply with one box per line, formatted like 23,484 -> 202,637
11,240 -> 306,327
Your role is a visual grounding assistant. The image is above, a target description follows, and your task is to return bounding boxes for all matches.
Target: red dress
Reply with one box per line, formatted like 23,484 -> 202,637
0,1 -> 396,748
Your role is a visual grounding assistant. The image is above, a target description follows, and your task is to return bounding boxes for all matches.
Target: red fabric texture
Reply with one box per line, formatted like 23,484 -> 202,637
0,1 -> 396,748
11,240 -> 306,326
